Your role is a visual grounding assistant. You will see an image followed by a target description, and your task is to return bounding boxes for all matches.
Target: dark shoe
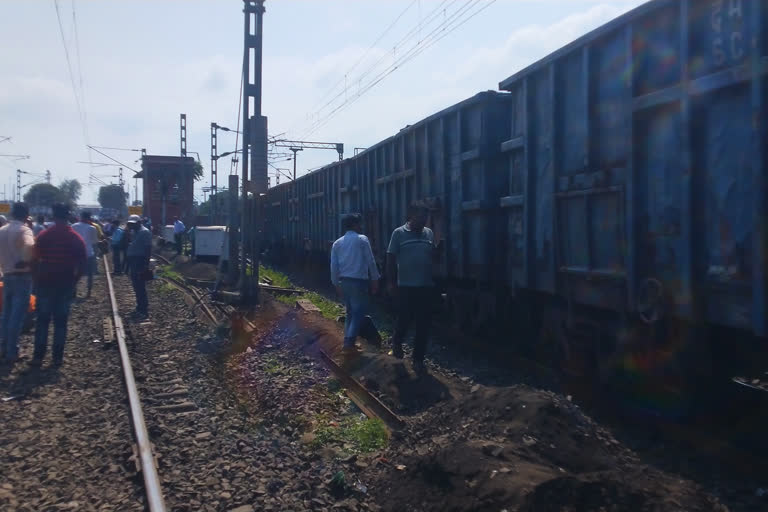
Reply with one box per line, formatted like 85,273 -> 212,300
389,344 -> 404,359
413,360 -> 428,376
342,345 -> 361,355
29,358 -> 43,367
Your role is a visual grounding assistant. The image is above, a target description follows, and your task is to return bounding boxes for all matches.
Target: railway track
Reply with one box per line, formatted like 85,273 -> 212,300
151,251 -> 405,432
102,254 -> 167,512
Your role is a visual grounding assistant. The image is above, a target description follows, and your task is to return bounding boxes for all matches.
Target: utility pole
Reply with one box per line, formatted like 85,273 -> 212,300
290,147 -> 302,181
45,170 -> 51,184
241,0 -> 267,303
210,123 -> 218,219
16,169 -> 21,202
180,114 -> 187,157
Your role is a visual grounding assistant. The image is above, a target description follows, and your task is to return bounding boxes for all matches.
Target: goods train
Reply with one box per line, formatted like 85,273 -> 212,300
265,0 -> 768,412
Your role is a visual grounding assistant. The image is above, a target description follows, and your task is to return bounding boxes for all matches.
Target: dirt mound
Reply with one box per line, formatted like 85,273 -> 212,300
352,355 -> 455,413
519,473 -> 725,512
174,260 -> 219,281
364,384 -> 725,512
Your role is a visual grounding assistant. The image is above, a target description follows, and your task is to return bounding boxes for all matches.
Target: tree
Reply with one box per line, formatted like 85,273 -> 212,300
98,184 -> 128,211
191,161 -> 204,181
59,179 -> 82,206
197,192 -> 228,216
23,183 -> 64,208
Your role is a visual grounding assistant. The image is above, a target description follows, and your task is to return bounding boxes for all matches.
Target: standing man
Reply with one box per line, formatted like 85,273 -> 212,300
72,211 -> 98,298
110,220 -> 126,274
173,217 -> 186,255
33,215 -> 46,236
386,201 -> 441,374
0,202 -> 35,364
31,203 -> 86,367
126,214 -> 152,320
330,213 -> 380,354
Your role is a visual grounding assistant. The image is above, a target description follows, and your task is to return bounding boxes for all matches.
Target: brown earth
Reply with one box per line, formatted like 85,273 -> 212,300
243,302 -> 728,512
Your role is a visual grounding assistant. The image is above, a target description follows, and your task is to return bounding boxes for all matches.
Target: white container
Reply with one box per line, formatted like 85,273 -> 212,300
162,225 -> 175,244
194,226 -> 229,260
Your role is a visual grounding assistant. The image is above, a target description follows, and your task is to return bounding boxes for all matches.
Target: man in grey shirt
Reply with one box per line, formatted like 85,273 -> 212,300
386,201 -> 440,374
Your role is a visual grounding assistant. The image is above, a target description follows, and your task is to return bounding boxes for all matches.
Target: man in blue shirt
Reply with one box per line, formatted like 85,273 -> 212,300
173,217 -> 185,255
330,213 -> 380,353
126,214 -> 152,320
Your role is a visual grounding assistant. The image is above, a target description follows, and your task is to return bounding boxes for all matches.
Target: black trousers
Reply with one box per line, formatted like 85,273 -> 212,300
392,286 -> 434,363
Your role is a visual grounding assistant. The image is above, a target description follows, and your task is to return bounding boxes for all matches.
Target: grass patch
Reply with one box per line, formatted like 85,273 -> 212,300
157,265 -> 183,282
261,266 -> 343,320
259,265 -> 293,288
158,282 -> 177,294
311,416 -> 389,454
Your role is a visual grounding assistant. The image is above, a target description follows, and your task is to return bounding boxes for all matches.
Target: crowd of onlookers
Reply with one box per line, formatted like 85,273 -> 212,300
0,203 -> 152,368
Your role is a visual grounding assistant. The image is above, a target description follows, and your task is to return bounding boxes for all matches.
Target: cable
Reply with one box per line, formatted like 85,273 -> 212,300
286,0 -> 420,135
71,0 -> 93,166
54,0 -> 92,165
231,73 -> 244,175
298,0 -> 469,138
297,0 -> 454,138
303,0 -> 495,138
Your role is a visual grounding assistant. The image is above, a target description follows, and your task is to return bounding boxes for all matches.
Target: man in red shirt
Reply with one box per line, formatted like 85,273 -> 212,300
31,203 -> 87,367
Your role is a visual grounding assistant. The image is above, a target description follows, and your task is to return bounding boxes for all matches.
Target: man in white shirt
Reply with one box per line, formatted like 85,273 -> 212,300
72,211 -> 98,298
173,217 -> 185,255
0,202 -> 34,364
330,213 -> 380,353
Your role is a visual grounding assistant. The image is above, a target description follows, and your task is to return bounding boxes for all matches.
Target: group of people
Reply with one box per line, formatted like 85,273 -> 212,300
330,201 -> 440,375
0,203 -> 152,368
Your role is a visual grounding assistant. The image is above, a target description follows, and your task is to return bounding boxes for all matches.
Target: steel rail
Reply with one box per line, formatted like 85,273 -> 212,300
103,255 -> 167,512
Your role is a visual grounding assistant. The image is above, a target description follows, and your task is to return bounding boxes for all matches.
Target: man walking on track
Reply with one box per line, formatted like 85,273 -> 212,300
0,202 -> 35,365
331,213 -> 381,354
386,201 -> 441,375
31,203 -> 86,367
126,214 -> 152,320
72,211 -> 98,298
173,217 -> 185,255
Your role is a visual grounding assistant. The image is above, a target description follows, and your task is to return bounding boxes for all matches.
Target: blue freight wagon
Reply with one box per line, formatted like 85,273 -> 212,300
495,0 -> 766,390
265,0 -> 767,412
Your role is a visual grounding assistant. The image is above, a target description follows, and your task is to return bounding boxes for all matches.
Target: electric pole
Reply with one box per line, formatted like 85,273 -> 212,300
210,122 -> 218,218
16,169 -> 20,202
241,0 -> 267,303
45,170 -> 51,184
180,114 -> 187,157
290,147 -> 302,181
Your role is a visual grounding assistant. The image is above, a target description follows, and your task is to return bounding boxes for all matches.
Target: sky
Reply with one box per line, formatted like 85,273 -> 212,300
0,0 -> 647,205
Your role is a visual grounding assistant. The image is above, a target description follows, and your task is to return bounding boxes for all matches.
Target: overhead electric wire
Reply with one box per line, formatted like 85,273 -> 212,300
286,0 -> 420,135
54,0 -> 93,167
87,146 -> 139,174
302,0 -> 496,138
297,0 -> 454,138
71,1 -> 93,166
231,73 -> 244,175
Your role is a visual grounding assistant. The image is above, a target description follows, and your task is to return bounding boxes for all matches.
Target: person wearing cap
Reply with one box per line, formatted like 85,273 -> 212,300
126,214 -> 152,320
330,213 -> 380,354
31,203 -> 86,367
0,202 -> 35,364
